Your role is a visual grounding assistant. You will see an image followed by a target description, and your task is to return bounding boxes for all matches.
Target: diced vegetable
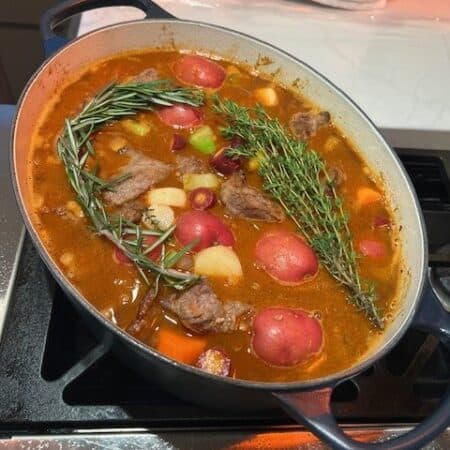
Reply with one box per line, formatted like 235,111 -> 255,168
146,187 -> 187,208
182,173 -> 221,191
173,54 -> 226,89
356,187 -> 382,207
255,231 -> 318,285
60,252 -> 74,267
158,104 -> 203,129
170,133 -> 186,151
194,245 -> 243,282
373,215 -> 391,229
142,205 -> 175,231
175,211 -> 235,251
189,187 -> 216,210
109,136 -> 127,152
323,135 -> 341,153
122,119 -> 150,136
247,151 -> 265,172
253,87 -> 279,107
252,308 -> 323,367
209,147 -> 242,175
196,347 -> 231,376
359,239 -> 386,259
66,200 -> 84,218
189,125 -> 216,154
157,327 -> 207,364
113,235 -> 162,266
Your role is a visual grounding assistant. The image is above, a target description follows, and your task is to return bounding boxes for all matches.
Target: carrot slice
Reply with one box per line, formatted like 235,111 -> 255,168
356,187 -> 382,206
157,327 -> 207,364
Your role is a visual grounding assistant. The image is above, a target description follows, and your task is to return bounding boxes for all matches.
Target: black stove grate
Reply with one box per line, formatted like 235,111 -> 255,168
400,154 -> 450,210
0,148 -> 449,436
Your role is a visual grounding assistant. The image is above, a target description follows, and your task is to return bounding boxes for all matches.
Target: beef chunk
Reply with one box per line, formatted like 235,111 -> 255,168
160,279 -> 252,334
127,288 -> 157,335
322,167 -> 346,197
220,172 -> 285,222
131,68 -> 158,83
116,200 -> 145,223
104,148 -> 172,205
289,111 -> 330,140
176,154 -> 208,175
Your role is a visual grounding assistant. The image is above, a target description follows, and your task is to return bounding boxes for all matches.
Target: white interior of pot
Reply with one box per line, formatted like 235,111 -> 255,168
14,20 -> 426,377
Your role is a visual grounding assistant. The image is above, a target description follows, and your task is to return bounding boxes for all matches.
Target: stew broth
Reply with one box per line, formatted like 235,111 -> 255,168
29,50 -> 402,382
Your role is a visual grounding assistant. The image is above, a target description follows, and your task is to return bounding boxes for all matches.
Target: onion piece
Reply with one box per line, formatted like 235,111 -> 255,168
170,133 -> 187,151
209,147 -> 242,175
373,215 -> 391,229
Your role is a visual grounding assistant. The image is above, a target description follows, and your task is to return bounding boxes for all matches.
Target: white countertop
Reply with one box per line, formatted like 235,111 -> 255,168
79,0 -> 450,136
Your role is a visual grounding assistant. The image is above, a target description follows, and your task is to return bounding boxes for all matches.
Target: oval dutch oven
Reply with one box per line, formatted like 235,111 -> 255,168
10,1 -> 450,448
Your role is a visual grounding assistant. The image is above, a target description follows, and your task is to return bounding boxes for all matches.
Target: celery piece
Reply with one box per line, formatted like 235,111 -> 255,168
182,173 -> 221,191
189,125 -> 216,154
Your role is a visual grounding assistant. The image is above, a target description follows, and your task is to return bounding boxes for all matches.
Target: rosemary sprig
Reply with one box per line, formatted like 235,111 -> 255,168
57,80 -> 204,293
214,98 -> 383,328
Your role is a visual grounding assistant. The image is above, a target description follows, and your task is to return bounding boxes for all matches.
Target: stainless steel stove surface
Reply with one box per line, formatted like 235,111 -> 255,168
0,107 -> 449,449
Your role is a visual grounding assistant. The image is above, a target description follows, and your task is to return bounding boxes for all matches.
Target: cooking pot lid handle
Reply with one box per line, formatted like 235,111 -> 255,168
273,288 -> 450,450
40,0 -> 176,58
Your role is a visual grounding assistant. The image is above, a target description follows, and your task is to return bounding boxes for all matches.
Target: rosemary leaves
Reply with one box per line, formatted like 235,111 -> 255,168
57,80 -> 205,293
214,98 -> 383,328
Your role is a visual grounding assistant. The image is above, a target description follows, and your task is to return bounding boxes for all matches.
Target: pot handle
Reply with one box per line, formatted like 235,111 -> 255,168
274,286 -> 450,450
40,0 -> 175,57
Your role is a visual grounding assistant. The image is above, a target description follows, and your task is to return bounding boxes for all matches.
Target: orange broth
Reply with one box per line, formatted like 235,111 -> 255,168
29,50 -> 402,382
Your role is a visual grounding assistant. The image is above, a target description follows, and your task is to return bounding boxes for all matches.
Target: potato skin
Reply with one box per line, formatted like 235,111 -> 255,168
251,307 -> 323,367
173,55 -> 226,89
255,231 -> 318,285
175,211 -> 235,252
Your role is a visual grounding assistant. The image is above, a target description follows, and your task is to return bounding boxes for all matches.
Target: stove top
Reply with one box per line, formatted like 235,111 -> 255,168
0,107 -> 449,449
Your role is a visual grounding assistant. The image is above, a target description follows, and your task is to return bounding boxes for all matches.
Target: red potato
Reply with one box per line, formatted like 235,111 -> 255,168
255,231 -> 318,285
158,104 -> 203,129
209,147 -> 242,175
359,239 -> 386,259
196,347 -> 231,376
113,235 -> 162,266
173,55 -> 226,89
252,308 -> 323,367
175,211 -> 235,252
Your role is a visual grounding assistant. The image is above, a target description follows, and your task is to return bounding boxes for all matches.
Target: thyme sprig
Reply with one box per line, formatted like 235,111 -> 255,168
214,98 -> 383,328
57,80 -> 204,292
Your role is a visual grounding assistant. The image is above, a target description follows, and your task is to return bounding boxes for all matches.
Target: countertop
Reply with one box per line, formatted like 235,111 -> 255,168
78,0 -> 450,138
